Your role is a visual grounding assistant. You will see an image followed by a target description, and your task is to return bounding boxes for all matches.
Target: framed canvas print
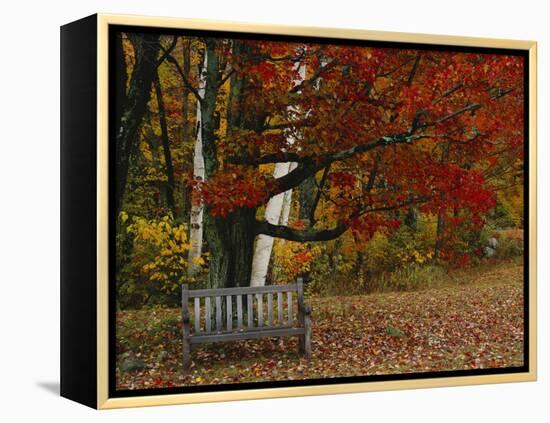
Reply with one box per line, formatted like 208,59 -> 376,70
60,13 -> 537,409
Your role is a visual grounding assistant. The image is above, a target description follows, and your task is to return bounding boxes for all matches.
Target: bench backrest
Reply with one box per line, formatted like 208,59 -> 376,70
182,278 -> 306,335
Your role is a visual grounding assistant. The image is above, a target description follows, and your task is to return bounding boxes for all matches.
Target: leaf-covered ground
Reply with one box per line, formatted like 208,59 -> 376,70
116,259 -> 524,390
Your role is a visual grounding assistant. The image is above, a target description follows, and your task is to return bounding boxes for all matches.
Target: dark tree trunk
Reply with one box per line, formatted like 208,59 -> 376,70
153,73 -> 176,215
113,33 -> 128,139
199,37 -> 240,288
200,38 -> 221,177
171,39 -> 194,219
199,38 -> 262,288
435,212 -> 446,259
404,206 -> 418,231
181,38 -> 192,142
435,143 -> 450,259
226,39 -> 247,132
204,208 -> 257,288
114,33 -> 161,215
297,170 -> 324,284
144,113 -> 162,209
354,250 -> 366,289
299,175 -> 317,225
309,165 -> 331,226
328,238 -> 343,281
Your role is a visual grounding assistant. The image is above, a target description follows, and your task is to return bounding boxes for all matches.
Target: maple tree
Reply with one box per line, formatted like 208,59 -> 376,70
114,32 -> 524,293
191,39 -> 524,288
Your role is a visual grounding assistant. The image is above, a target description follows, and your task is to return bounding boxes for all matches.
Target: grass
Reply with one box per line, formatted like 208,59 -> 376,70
115,258 -> 525,390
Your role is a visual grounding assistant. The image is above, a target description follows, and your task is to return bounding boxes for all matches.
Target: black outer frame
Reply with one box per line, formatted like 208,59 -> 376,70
60,14 -> 531,409
60,14 -> 98,409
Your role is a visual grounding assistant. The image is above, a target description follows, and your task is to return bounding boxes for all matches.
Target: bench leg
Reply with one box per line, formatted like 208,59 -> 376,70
304,313 -> 312,360
298,314 -> 312,360
298,331 -> 305,355
183,337 -> 191,373
182,284 -> 192,373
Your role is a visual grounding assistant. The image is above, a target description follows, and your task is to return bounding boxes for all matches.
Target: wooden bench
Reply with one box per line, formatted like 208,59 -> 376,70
181,278 -> 312,371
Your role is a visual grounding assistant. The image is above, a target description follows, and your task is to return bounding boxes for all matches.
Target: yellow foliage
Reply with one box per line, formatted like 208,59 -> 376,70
126,215 -> 202,292
272,240 -> 321,284
119,211 -> 129,223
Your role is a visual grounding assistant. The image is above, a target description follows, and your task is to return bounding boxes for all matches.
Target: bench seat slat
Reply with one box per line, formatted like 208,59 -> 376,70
190,327 -> 305,344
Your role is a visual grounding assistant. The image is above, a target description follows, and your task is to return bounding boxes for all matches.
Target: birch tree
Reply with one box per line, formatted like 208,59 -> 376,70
249,161 -> 294,286
249,61 -> 306,287
187,52 -> 208,275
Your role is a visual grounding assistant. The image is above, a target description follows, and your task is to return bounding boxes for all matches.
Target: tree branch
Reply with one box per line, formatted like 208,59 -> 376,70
491,87 -> 514,100
255,219 -> 349,242
432,82 -> 464,105
156,36 -> 178,67
271,132 -> 430,195
309,164 -> 331,226
434,103 -> 481,125
246,48 -> 311,63
289,59 -> 339,94
232,131 -> 429,168
365,152 -> 381,192
217,67 -> 234,88
262,117 -> 315,131
164,53 -> 203,103
417,102 -> 482,130
407,54 -> 421,85
376,57 -> 415,78
256,196 -> 429,241
229,151 -> 304,165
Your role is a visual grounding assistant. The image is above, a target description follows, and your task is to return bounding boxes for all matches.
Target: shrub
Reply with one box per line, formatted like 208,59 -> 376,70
271,240 -> 321,285
362,223 -> 435,274
116,213 -> 207,309
304,217 -> 438,296
490,195 -> 521,229
496,236 -> 524,259
368,264 -> 448,293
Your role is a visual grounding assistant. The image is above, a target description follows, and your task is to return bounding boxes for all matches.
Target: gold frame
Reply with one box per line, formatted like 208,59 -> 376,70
96,13 -> 537,409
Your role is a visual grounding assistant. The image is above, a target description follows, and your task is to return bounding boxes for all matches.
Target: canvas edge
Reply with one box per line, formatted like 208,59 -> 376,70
60,13 -> 99,409
95,13 -> 538,409
527,41 -> 537,383
97,13 -> 109,410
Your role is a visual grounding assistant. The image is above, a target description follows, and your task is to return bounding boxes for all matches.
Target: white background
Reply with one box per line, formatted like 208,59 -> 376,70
0,0 -> 546,421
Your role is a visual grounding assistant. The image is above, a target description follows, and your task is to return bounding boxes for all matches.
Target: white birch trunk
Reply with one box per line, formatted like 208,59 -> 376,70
188,54 -> 207,276
249,60 -> 306,287
250,162 -> 292,287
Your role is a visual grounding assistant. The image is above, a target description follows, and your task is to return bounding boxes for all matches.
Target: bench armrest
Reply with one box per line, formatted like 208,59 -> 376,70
303,304 -> 312,316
